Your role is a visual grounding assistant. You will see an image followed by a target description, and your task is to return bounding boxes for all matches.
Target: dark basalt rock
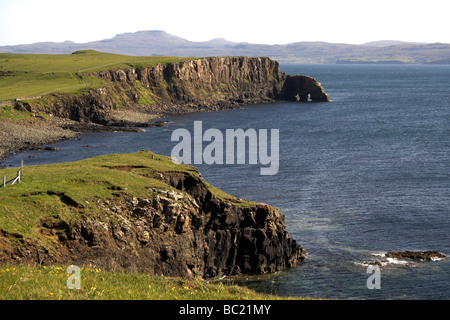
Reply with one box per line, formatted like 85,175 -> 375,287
385,251 -> 447,261
279,75 -> 330,102
157,171 -> 307,277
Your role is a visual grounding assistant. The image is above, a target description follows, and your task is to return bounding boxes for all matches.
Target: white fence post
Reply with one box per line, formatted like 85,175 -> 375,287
1,161 -> 23,188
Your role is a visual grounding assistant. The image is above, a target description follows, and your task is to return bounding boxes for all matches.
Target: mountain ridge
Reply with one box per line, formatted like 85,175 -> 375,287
1,30 -> 449,64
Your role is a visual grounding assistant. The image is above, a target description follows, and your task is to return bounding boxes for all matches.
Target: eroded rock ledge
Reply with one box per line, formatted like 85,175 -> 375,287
362,250 -> 447,268
385,251 -> 446,261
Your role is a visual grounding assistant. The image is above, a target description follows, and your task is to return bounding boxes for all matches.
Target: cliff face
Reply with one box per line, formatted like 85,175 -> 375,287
159,171 -> 304,276
0,154 -> 306,278
132,57 -> 285,106
15,57 -> 329,125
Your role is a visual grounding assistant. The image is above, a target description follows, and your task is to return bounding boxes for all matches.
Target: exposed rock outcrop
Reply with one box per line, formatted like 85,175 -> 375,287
385,251 -> 447,261
361,250 -> 447,268
14,57 -> 329,125
279,75 -> 330,102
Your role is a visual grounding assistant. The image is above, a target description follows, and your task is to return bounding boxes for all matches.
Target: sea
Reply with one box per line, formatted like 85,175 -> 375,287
2,64 -> 449,299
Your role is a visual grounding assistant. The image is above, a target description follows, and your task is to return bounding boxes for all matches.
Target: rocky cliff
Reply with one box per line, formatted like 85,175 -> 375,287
0,152 -> 306,278
15,56 -> 329,125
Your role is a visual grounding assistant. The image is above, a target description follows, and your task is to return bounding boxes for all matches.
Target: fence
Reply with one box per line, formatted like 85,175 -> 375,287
1,160 -> 23,188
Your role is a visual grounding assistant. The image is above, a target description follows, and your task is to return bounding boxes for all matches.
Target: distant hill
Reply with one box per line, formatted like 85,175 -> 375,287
361,40 -> 429,47
1,30 -> 449,64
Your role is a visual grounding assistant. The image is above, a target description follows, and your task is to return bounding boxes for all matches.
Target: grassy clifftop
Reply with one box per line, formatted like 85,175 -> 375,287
0,150 -> 304,280
0,50 -> 193,103
0,150 -> 253,244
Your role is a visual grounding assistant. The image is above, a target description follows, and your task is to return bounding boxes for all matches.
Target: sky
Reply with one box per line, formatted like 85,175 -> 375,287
0,0 -> 449,46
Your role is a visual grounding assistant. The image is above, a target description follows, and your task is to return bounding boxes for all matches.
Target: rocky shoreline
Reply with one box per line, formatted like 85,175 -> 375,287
1,56 -> 330,167
0,100 -> 276,167
0,116 -> 152,167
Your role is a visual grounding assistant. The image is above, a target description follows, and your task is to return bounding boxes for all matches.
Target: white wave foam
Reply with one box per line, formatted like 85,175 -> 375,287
359,252 -> 416,268
371,252 -> 386,258
385,257 -> 409,265
431,256 -> 446,261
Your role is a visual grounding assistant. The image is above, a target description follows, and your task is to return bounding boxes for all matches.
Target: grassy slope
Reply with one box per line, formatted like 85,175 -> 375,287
0,150 -> 255,245
0,50 -> 193,102
0,264 -> 306,300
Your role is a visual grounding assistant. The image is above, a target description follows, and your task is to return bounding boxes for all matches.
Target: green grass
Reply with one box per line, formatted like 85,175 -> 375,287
0,151 -> 257,245
0,104 -> 34,120
0,264 -> 303,300
0,151 -> 188,241
205,182 -> 256,207
0,50 -> 194,102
